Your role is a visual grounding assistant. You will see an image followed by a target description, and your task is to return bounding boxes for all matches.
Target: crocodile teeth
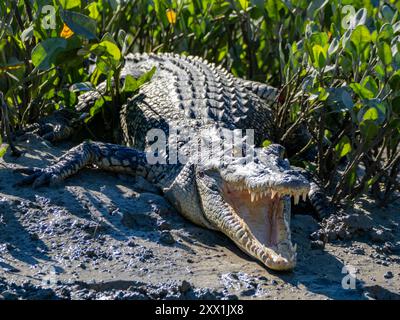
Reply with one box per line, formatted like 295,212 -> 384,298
236,187 -> 309,203
294,194 -> 300,205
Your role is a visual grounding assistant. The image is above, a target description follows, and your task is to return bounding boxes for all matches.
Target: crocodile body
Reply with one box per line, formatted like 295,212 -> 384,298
18,53 -> 314,271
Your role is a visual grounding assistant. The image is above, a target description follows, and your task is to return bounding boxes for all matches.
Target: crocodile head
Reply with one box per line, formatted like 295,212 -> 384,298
195,144 -> 310,271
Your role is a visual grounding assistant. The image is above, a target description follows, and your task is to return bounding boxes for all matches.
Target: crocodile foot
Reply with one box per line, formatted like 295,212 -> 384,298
16,110 -> 76,143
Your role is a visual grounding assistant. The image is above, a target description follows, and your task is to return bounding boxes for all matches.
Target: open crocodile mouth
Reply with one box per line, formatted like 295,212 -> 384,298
221,183 -> 308,271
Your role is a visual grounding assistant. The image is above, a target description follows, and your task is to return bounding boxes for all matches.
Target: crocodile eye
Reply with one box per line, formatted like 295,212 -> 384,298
198,171 -> 204,178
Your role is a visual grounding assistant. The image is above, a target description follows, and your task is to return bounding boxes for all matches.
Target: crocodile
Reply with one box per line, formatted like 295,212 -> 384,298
16,52 -> 323,271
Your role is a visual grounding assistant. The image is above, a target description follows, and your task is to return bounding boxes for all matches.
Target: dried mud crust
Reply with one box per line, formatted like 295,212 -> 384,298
0,135 -> 399,300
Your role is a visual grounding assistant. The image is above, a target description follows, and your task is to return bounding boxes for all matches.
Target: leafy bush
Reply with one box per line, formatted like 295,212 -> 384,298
269,3 -> 400,206
0,0 -> 399,206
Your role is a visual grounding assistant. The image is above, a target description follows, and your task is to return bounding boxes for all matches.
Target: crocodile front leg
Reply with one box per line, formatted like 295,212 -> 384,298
15,141 -> 150,188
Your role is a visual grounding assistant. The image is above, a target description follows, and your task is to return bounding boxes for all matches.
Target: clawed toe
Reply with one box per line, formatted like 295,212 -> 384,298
32,172 -> 52,188
14,171 -> 43,187
14,167 -> 51,188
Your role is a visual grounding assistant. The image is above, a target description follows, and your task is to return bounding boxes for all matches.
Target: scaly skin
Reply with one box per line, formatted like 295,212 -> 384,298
17,53 -> 312,271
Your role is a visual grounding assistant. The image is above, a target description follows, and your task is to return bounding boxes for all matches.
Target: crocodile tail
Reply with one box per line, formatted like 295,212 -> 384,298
237,79 -> 278,103
308,180 -> 335,220
292,167 -> 336,220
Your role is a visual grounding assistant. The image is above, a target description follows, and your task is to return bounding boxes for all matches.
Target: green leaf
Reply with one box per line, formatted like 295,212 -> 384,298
367,175 -> 380,187
90,98 -> 104,117
394,51 -> 400,70
389,71 -> 400,91
122,75 -> 138,93
86,96 -> 112,122
328,37 -> 339,56
392,96 -> 400,115
341,90 -> 354,110
211,1 -> 231,15
347,167 -> 357,189
59,89 -> 77,108
70,82 -> 94,92
335,136 -> 351,159
393,21 -> 400,34
108,0 -> 120,11
239,0 -> 249,11
374,63 -> 385,79
117,29 -> 126,48
360,121 -> 378,142
0,134 -> 8,158
357,100 -> 386,124
350,83 -> 374,99
311,44 -> 326,69
318,87 -> 329,101
31,38 -> 68,70
0,145 -> 8,158
309,32 -> 329,47
306,0 -> 328,19
362,107 -> 379,121
100,32 -> 116,44
61,10 -> 97,40
378,42 -> 392,66
123,67 -> 156,93
96,59 -> 113,74
265,0 -> 287,20
136,66 -> 157,87
362,76 -> 378,96
326,88 -> 354,112
59,0 -> 81,9
341,29 -> 352,51
381,5 -> 394,23
90,40 -> 121,62
377,23 -> 394,43
351,76 -> 378,100
262,139 -> 272,148
86,2 -> 99,20
89,40 -> 121,74
353,8 -> 367,27
349,25 -> 371,57
121,33 -> 134,56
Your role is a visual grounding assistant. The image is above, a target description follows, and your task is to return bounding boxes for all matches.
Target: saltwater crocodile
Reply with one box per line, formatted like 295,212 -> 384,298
17,53 -> 323,271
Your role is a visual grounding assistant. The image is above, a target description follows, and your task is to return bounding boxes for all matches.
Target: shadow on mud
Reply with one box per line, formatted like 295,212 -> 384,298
1,148 -> 232,266
0,199 -> 50,266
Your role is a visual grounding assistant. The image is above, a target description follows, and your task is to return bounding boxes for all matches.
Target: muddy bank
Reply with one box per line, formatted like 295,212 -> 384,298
0,135 -> 399,300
